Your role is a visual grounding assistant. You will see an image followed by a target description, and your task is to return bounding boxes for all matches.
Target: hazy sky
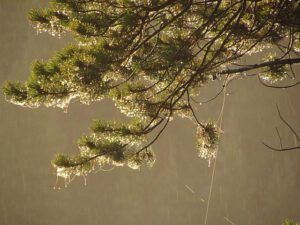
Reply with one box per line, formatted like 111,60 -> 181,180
0,1 -> 300,225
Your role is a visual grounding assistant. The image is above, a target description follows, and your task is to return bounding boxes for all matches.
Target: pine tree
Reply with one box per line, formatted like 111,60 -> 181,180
2,0 -> 300,183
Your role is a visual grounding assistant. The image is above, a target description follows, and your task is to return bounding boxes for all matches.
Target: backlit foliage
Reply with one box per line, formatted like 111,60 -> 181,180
283,219 -> 300,225
196,122 -> 221,166
2,0 -> 300,184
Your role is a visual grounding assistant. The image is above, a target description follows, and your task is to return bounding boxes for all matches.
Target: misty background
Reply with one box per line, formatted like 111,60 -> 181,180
0,1 -> 300,225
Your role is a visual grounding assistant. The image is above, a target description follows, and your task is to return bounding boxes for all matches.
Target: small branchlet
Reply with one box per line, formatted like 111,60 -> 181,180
260,65 -> 289,84
196,122 -> 221,166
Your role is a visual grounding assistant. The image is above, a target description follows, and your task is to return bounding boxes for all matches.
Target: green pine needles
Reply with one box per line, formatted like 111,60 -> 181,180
283,219 -> 300,225
2,0 -> 300,185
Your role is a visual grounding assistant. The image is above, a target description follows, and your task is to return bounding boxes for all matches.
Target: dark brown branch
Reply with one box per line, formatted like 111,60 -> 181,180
187,89 -> 205,127
262,142 -> 300,152
263,105 -> 300,152
220,58 -> 300,75
275,127 -> 283,150
258,77 -> 300,89
276,104 -> 300,141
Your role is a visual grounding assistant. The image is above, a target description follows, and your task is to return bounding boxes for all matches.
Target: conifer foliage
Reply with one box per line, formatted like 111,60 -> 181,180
2,0 -> 300,182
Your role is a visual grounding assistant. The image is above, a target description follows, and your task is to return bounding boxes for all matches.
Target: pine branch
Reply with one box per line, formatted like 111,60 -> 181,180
220,58 -> 300,75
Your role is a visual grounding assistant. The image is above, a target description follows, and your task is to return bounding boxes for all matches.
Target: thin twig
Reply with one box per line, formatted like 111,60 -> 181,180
276,104 -> 300,141
275,127 -> 283,150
